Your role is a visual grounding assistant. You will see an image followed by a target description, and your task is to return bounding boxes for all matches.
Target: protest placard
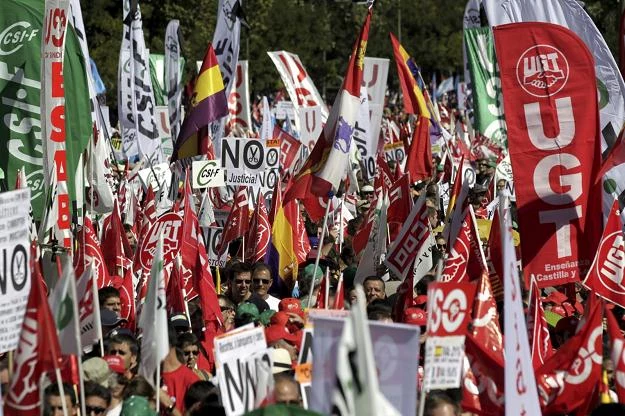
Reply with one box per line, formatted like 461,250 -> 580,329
215,327 -> 272,416
309,316 -> 419,416
0,189 -> 31,353
192,160 -> 225,189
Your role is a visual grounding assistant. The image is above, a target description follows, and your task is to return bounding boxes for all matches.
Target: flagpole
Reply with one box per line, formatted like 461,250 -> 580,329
155,263 -> 161,413
67,257 -> 87,416
308,193 -> 333,309
54,367 -> 69,416
338,196 -> 345,254
216,266 -> 222,295
324,268 -> 330,310
241,236 -> 245,262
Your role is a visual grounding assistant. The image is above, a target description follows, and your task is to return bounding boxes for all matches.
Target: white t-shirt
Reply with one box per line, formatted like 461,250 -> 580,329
265,295 -> 281,311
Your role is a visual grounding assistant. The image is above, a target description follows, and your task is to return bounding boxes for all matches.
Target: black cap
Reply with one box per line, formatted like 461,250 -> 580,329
100,309 -> 127,327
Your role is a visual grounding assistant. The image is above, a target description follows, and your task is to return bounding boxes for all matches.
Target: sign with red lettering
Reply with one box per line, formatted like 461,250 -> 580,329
139,213 -> 183,271
267,51 -> 328,121
41,0 -> 72,248
494,23 -> 602,288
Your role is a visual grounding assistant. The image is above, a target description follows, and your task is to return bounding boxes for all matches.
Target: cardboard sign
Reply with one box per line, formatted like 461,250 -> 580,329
274,100 -> 296,120
201,226 -> 228,268
423,282 -> 477,390
222,138 -> 278,186
0,189 -> 31,353
214,327 -> 271,416
192,160 -> 225,189
310,316 -> 419,416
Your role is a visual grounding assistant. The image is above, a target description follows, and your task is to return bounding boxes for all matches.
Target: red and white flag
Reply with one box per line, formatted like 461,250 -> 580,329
245,194 -> 271,262
536,296 -> 603,414
285,10 -> 371,207
218,186 -> 249,254
607,306 -> 625,403
384,194 -> 430,282
5,245 -> 63,415
75,216 -> 111,289
583,199 -> 625,308
528,278 -> 553,370
441,206 -> 487,283
101,200 -> 132,276
494,22 -> 603,288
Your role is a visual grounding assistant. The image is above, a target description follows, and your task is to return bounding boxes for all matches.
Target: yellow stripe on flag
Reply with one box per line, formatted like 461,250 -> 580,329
194,65 -> 225,104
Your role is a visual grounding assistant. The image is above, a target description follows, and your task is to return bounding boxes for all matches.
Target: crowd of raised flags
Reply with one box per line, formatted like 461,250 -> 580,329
4,0 -> 625,415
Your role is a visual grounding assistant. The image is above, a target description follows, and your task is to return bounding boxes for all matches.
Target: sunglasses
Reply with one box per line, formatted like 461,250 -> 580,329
220,306 -> 234,312
183,350 -> 200,356
253,278 -> 271,285
86,406 -> 107,415
108,349 -> 127,356
235,279 -> 251,286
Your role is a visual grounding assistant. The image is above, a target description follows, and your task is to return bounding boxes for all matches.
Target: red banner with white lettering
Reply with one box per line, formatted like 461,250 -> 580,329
493,23 -> 602,288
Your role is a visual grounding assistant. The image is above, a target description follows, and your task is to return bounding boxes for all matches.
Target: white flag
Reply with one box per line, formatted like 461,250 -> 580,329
86,127 -> 115,214
331,286 -> 400,416
76,262 -> 103,353
501,197 -> 541,415
138,235 -> 169,386
48,254 -> 81,356
354,191 -> 389,284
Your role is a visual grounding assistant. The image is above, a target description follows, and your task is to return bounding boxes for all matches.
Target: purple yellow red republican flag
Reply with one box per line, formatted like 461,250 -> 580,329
174,44 -> 228,160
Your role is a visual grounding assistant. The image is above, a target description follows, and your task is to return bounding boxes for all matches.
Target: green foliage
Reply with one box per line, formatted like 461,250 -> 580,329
83,0 -> 620,112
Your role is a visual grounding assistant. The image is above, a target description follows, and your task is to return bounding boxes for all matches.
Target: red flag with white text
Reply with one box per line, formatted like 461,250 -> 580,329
493,22 -> 602,288
219,186 -> 249,254
583,199 -> 625,308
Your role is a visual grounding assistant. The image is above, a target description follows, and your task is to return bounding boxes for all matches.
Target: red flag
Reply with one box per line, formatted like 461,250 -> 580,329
493,23 -> 602,288
469,273 -> 503,360
583,199 -> 625,308
607,306 -> 625,402
536,297 -> 603,414
218,186 -> 249,254
112,267 -> 136,332
528,279 -> 554,370
441,206 -> 488,283
387,173 -> 412,224
315,271 -> 328,309
245,194 -> 271,262
392,270 -> 415,322
275,125 -> 301,175
464,335 -> 505,415
374,152 -> 394,191
101,200 -> 132,276
405,116 -> 432,181
74,217 -> 111,289
284,10 -> 371,205
352,193 -> 380,255
167,260 -> 187,316
5,245 -> 63,416
133,185 -> 158,267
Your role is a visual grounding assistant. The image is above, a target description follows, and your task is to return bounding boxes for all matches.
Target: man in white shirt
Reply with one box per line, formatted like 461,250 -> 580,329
252,262 -> 281,311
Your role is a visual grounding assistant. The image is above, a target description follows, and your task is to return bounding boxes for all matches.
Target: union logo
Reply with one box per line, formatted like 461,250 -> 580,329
595,231 -> 625,296
516,45 -> 569,98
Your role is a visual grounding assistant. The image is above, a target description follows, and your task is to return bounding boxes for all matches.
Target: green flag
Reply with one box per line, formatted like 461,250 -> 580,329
464,27 -> 507,148
0,0 -> 91,219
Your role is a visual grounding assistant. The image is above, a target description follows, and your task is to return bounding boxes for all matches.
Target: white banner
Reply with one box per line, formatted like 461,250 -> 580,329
212,0 -> 243,98
363,57 -> 388,150
0,189 -> 31,353
501,200 -> 541,414
192,160 -> 225,189
310,316 -> 419,416
165,19 -> 183,144
351,86 -> 375,181
267,51 -> 328,121
118,0 -> 161,164
227,61 -> 252,134
155,106 -> 173,158
41,0 -> 72,248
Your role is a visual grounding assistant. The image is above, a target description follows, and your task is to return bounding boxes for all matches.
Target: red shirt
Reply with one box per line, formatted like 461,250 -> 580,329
162,364 -> 199,412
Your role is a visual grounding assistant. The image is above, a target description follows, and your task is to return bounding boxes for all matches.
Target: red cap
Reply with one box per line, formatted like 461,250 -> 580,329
543,290 -> 568,305
279,298 -> 303,313
265,325 -> 298,346
103,355 -> 125,374
403,308 -> 427,326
